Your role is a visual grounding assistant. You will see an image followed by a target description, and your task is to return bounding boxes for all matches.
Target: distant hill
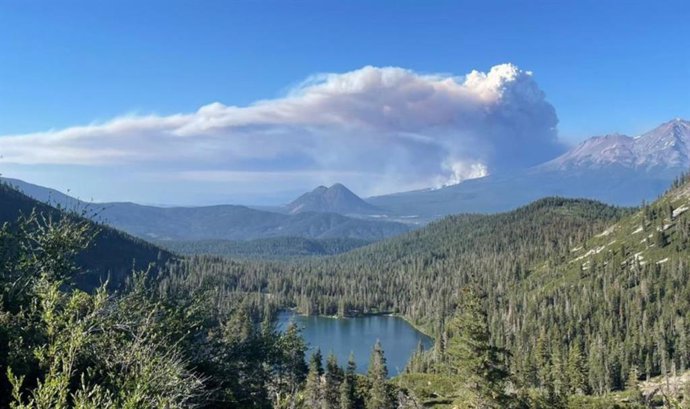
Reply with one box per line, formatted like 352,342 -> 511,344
286,183 -> 381,215
2,178 -> 411,242
157,236 -> 371,260
94,202 -> 409,241
529,171 -> 690,290
0,182 -> 172,290
369,119 -> 690,221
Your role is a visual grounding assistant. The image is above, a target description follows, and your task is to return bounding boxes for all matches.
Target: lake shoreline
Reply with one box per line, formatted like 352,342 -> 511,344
280,308 -> 435,341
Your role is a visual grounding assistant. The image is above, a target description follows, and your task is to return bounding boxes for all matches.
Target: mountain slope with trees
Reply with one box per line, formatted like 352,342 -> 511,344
0,182 -> 171,290
157,236 -> 371,259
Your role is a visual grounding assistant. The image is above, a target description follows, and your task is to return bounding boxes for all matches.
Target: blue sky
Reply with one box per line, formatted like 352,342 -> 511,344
0,0 -> 689,204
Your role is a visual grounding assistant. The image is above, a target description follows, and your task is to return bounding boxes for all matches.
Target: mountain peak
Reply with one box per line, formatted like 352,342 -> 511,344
644,117 -> 690,135
542,118 -> 690,171
287,183 -> 380,215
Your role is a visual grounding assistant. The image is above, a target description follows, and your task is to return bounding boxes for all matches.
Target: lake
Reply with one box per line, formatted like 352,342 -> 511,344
277,311 -> 433,376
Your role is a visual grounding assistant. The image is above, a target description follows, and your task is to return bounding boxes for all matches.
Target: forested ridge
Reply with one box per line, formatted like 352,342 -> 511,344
176,196 -> 628,326
0,183 -> 172,290
157,236 -> 371,260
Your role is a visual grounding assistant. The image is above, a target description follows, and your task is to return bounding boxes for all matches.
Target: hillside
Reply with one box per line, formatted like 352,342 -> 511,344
497,173 -> 690,394
157,236 -> 371,259
386,174 -> 690,406
0,182 -> 172,290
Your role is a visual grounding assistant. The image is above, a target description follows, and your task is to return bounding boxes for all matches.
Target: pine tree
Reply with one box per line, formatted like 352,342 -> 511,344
274,323 -> 308,406
535,331 -> 552,390
445,287 -> 511,408
340,352 -> 357,409
366,340 -> 392,409
566,343 -> 587,395
550,345 -> 565,398
325,353 -> 343,409
625,365 -> 643,403
406,341 -> 426,373
306,349 -> 324,408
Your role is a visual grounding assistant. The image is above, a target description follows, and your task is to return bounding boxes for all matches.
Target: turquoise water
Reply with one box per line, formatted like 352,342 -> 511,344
277,311 -> 433,376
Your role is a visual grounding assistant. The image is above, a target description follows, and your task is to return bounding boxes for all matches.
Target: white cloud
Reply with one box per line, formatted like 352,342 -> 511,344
0,64 -> 562,199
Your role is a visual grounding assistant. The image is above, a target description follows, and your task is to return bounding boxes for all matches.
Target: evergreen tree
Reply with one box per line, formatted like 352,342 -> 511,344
550,345 -> 565,399
325,353 -> 343,409
655,229 -> 669,248
445,288 -> 511,408
366,340 -> 392,409
273,323 -> 308,406
625,365 -> 643,404
306,349 -> 324,408
340,375 -> 354,409
535,331 -> 552,391
566,344 -> 588,395
405,341 -> 427,373
340,352 -> 357,409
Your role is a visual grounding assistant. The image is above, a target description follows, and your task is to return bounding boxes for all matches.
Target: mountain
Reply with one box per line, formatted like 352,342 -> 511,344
0,182 -> 172,290
541,118 -> 690,170
2,178 -> 410,242
369,119 -> 690,221
286,183 -> 381,215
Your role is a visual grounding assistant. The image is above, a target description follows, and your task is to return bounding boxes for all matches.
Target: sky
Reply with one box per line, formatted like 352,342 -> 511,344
0,0 -> 689,205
